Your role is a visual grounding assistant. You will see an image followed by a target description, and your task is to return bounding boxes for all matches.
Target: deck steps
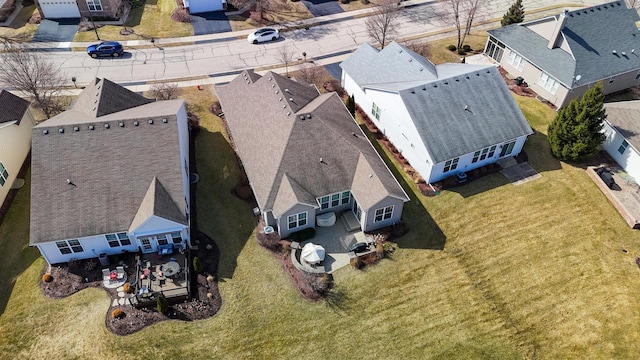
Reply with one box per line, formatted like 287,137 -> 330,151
340,211 -> 361,232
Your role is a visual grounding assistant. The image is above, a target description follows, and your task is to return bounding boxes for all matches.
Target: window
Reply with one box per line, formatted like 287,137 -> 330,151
105,232 -> 130,247
443,157 -> 459,173
488,145 -> 497,158
484,36 -> 505,62
287,212 -> 307,230
171,232 -> 183,244
156,234 -> 169,246
507,52 -> 525,71
86,0 -> 102,11
619,140 -> 629,154
317,191 -> 351,209
538,72 -> 560,95
0,162 -> 8,186
499,141 -> 516,157
608,76 -> 616,84
372,103 -> 381,120
140,238 -> 152,251
56,239 -> 84,255
374,206 -> 394,222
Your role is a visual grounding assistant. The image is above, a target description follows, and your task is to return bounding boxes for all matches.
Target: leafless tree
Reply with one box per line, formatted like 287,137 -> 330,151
0,40 -> 67,118
445,0 -> 486,50
277,42 -> 295,78
150,82 -> 181,101
365,0 -> 402,49
297,63 -> 329,88
401,39 -> 431,59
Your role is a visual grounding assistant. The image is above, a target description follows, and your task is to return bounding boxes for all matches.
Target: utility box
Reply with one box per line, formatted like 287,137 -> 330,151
99,253 -> 110,266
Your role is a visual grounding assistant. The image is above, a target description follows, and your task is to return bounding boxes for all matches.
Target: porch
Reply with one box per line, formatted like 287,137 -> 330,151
128,251 -> 190,308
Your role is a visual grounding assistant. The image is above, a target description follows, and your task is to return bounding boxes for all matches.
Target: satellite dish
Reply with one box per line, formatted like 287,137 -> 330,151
575,75 -> 582,81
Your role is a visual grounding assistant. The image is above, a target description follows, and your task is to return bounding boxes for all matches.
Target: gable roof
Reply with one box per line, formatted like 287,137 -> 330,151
488,1 -> 640,86
0,90 -> 30,125
342,42 -> 533,163
30,79 -> 187,244
70,78 -> 153,118
604,100 -> 640,151
216,70 -> 408,217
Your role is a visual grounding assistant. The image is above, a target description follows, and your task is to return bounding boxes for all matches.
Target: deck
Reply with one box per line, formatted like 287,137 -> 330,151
129,251 -> 190,307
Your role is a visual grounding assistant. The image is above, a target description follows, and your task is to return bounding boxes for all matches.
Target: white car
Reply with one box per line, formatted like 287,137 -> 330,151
247,28 -> 280,44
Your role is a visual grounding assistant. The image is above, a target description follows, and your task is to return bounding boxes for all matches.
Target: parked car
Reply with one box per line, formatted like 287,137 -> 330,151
247,28 -> 279,44
348,242 -> 369,253
87,41 -> 124,58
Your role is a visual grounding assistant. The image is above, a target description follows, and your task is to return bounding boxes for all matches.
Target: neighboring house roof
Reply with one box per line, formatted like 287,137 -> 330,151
488,1 -> 640,87
30,78 -> 187,245
0,90 -> 30,125
341,41 -> 533,163
216,70 -> 408,217
604,100 -> 640,151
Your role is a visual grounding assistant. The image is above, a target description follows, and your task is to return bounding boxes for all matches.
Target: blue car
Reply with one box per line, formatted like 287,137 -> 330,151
87,41 -> 124,58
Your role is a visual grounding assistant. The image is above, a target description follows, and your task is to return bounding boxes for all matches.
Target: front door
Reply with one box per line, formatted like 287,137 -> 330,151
139,237 -> 156,253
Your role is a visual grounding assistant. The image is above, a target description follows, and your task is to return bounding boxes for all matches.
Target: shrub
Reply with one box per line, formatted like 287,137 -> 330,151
193,256 -> 203,273
157,295 -> 169,314
171,6 -> 192,23
350,256 -> 362,269
289,227 -> 316,242
361,0 -> 369,3
447,44 -> 457,51
457,48 -> 466,55
209,101 -> 222,116
376,242 -> 384,259
462,44 -> 472,52
340,0 -> 350,3
123,282 -> 131,293
111,308 -> 124,319
42,273 -> 53,283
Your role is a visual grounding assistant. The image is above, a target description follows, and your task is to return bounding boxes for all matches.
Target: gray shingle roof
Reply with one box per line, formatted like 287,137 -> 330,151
341,42 -> 533,163
70,78 -> 153,118
216,70 -> 408,217
488,1 -> 640,86
30,80 -> 187,245
604,100 -> 640,151
0,90 -> 30,125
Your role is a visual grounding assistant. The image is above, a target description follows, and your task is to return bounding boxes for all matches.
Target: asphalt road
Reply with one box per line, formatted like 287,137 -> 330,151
37,0 -> 607,86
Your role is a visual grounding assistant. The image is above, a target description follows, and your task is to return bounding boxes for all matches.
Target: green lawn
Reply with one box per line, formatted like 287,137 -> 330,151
2,87 -> 640,358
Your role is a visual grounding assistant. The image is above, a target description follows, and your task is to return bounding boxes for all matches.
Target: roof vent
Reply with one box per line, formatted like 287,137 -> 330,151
306,114 -> 312,119
410,90 -> 415,94
289,97 -> 294,101
58,128 -> 64,133
275,90 -> 279,94
613,50 -> 617,54
299,115 -> 305,120
622,51 -> 627,56
444,81 -> 449,85
433,84 -> 437,88
88,125 -> 94,130
162,118 -> 168,123
419,68 -> 424,72
285,88 -> 291,94
148,119 -> 154,124
633,49 -> 636,53
282,104 -> 287,109
133,121 -> 139,126
104,124 -> 110,129
408,58 -> 413,62
268,77 -> 272,81
272,84 -> 275,88
286,112 -> 291,116
119,122 -> 124,127
422,87 -> 426,91
455,78 -> 459,82
279,97 -> 283,101
73,126 -> 79,132
42,129 -> 48,135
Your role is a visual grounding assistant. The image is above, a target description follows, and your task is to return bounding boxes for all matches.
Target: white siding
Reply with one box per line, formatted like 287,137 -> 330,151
363,197 -> 405,232
37,233 -> 137,265
602,122 -> 640,181
176,103 -> 191,225
276,203 -> 316,238
0,111 -> 35,206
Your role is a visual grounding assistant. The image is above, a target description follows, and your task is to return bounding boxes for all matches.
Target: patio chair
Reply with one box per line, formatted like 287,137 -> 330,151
102,268 -> 111,282
116,266 -> 125,280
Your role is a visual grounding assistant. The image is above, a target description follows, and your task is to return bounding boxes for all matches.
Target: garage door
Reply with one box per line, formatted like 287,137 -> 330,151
187,0 -> 224,14
38,0 -> 81,18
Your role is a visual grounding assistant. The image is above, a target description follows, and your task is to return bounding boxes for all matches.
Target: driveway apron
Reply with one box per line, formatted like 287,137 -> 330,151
32,19 -> 79,42
190,11 -> 231,36
302,0 -> 345,17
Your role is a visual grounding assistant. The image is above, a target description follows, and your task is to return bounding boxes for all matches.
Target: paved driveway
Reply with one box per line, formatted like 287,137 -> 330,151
302,0 -> 344,17
190,11 -> 231,36
32,19 -> 79,42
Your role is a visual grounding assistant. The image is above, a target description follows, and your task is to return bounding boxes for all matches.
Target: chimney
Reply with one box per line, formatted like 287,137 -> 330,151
548,9 -> 569,49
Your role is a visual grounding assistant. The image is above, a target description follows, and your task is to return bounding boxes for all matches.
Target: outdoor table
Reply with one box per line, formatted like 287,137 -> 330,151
163,261 -> 180,277
110,271 -> 117,280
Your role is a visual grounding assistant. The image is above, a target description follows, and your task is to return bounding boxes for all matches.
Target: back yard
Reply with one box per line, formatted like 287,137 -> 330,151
2,83 -> 640,358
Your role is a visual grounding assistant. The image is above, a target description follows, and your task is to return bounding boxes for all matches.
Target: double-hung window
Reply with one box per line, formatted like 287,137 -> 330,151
538,72 -> 560,95
287,212 -> 307,230
443,157 -> 459,173
619,140 -> 629,154
372,103 -> 381,120
507,52 -> 525,71
86,0 -> 102,11
56,240 -> 84,254
0,162 -> 8,186
374,206 -> 394,222
318,191 -> 351,209
106,232 -> 131,247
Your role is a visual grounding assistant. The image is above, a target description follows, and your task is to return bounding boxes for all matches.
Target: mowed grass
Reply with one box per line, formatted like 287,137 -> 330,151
74,0 -> 193,42
2,86 -> 640,358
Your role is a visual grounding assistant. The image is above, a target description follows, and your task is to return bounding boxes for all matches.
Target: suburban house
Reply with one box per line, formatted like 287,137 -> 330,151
184,0 -> 226,14
601,100 -> 640,182
216,70 -> 409,238
36,0 -> 127,20
30,78 -> 191,265
485,1 -> 640,109
340,41 -> 533,184
0,90 -> 35,209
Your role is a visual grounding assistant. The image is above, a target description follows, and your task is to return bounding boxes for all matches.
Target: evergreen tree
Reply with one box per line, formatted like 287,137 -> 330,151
157,295 -> 169,314
547,84 -> 606,161
346,95 -> 356,117
501,0 -> 525,27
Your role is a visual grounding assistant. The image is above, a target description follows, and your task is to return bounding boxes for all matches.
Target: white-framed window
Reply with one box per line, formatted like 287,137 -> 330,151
171,232 -> 183,244
374,206 -> 394,222
86,0 -> 102,11
0,162 -> 8,186
619,140 -> 629,154
106,232 -> 131,247
608,76 -> 616,84
287,212 -> 307,230
318,191 -> 351,210
484,36 -> 505,62
372,103 -> 381,120
538,72 -> 560,95
507,52 -> 525,71
472,145 -> 497,163
140,238 -> 152,251
443,157 -> 459,173
156,234 -> 169,245
56,239 -> 84,255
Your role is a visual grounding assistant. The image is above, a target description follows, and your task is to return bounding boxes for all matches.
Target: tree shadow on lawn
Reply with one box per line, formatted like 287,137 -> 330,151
361,125 -> 446,251
193,128 -> 256,280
